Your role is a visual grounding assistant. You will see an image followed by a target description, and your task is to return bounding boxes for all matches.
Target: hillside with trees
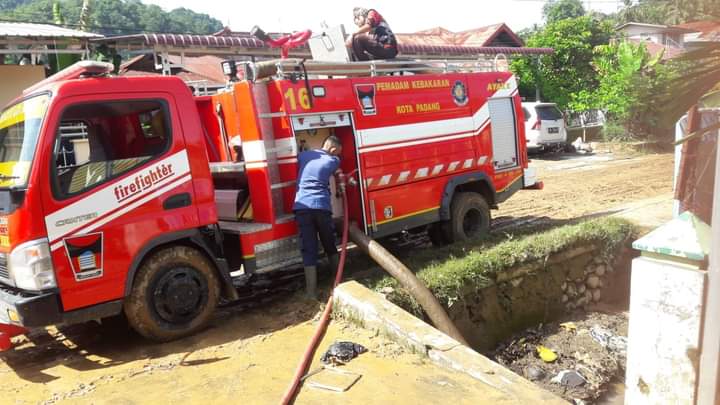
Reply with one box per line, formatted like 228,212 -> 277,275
0,0 -> 223,35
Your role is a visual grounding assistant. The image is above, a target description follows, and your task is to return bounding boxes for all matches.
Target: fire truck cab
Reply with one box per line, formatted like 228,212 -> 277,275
0,59 -> 537,344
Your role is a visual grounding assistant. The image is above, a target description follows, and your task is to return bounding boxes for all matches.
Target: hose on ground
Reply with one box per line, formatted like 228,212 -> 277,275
279,174 -> 351,405
347,226 -> 468,346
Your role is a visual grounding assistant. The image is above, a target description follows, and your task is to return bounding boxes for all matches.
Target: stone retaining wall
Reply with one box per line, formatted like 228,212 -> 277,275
446,244 -> 633,351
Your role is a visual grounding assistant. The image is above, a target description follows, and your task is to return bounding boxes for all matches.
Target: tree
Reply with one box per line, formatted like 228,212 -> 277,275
0,0 -> 223,35
543,0 -> 586,23
617,0 -> 719,25
511,16 -> 614,109
572,41 -> 655,117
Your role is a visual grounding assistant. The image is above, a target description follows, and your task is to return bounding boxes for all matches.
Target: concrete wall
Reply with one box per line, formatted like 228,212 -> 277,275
0,65 -> 46,107
620,26 -> 666,44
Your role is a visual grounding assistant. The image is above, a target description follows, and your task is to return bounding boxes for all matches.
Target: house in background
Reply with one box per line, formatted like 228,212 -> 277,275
616,21 -> 720,60
95,22 -> 541,90
0,21 -> 101,106
396,23 -> 524,48
119,54 -> 228,95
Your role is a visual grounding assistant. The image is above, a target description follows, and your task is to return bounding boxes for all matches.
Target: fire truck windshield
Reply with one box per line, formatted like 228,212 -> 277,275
0,94 -> 50,188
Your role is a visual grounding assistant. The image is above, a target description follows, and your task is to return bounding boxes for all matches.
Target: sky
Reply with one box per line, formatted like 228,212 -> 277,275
142,0 -> 624,34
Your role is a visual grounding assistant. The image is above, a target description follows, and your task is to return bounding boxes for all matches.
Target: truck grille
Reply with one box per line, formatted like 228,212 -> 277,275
0,253 -> 9,281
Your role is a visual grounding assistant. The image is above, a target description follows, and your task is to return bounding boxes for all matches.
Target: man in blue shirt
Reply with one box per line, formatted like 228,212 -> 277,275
294,135 -> 343,299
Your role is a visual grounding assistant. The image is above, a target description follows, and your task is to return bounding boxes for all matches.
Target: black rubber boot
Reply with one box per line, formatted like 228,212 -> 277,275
304,266 -> 317,299
328,254 -> 340,283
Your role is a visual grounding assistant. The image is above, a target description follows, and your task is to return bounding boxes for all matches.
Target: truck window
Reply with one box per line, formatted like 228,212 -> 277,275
52,100 -> 171,198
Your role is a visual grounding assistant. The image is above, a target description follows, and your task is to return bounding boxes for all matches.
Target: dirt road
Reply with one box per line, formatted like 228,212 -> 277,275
494,152 -> 674,231
3,296 -> 521,405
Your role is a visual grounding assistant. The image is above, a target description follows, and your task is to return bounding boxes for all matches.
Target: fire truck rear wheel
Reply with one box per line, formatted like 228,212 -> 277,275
445,192 -> 491,242
124,246 -> 220,342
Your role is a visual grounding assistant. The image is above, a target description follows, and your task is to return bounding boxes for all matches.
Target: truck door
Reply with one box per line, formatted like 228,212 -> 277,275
41,94 -> 198,311
488,97 -> 520,172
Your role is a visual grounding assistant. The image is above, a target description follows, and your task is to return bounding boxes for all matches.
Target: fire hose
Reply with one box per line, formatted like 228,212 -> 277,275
279,172 -> 351,405
280,172 -> 468,404
251,26 -> 312,59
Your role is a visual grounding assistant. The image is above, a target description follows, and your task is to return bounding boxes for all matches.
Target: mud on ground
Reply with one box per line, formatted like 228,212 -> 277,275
492,308 -> 628,404
494,152 -> 673,231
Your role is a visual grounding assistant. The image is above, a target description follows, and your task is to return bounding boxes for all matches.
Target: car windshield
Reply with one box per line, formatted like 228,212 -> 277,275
0,94 -> 50,188
536,105 -> 563,121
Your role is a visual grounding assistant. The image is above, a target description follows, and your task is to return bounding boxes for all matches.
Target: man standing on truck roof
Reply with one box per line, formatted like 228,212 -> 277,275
294,136 -> 343,299
346,7 -> 398,61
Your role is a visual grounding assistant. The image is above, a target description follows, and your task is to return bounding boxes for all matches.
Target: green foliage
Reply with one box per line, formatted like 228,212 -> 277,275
511,16 -> 614,108
571,40 -> 654,117
0,0 -> 223,35
602,118 -> 633,141
371,217 -> 636,315
617,0 -> 720,25
542,0 -> 586,23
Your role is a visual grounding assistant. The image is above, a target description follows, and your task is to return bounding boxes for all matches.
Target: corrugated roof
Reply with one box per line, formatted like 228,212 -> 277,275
95,31 -> 550,57
628,39 -> 685,60
397,24 -> 524,48
675,20 -> 720,41
0,22 -> 102,38
120,53 -> 226,85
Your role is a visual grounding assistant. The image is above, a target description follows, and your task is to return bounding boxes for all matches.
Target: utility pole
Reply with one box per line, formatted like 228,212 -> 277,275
696,118 -> 720,404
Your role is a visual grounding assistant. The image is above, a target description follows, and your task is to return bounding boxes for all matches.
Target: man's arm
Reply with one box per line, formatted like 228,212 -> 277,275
346,23 -> 372,46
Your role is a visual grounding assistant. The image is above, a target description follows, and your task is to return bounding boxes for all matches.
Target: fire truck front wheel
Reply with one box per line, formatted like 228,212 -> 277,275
124,246 -> 220,342
445,192 -> 491,242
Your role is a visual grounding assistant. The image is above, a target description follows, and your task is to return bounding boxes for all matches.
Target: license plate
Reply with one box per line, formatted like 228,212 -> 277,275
548,127 -> 559,134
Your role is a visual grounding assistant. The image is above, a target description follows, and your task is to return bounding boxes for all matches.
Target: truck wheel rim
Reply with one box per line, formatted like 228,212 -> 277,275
152,267 -> 209,324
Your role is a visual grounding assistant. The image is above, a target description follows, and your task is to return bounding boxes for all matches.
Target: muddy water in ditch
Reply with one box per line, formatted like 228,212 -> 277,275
597,381 -> 626,404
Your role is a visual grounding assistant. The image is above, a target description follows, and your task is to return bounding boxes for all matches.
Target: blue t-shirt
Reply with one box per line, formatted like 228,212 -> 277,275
293,149 -> 341,212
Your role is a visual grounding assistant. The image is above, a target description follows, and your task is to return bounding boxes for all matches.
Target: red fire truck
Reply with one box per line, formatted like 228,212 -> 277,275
0,59 -> 537,345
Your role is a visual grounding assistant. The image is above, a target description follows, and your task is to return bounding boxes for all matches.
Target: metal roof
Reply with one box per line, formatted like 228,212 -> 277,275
94,33 -> 553,57
0,22 -> 102,38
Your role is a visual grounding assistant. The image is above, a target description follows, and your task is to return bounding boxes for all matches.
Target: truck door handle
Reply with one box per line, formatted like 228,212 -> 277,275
163,193 -> 191,210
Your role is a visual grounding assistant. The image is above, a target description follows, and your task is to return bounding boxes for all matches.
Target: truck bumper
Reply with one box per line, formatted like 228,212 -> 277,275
0,287 -> 60,351
0,287 -> 61,328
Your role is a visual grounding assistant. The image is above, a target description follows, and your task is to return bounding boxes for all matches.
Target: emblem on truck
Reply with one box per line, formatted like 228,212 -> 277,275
355,84 -> 377,116
452,81 -> 468,106
63,232 -> 104,281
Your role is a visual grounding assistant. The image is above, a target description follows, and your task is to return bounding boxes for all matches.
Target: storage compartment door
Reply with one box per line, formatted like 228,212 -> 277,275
488,97 -> 520,172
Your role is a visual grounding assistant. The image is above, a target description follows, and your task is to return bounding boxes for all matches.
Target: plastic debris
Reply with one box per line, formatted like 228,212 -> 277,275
551,370 -> 587,388
524,365 -> 546,381
589,325 -> 628,358
536,345 -> 558,363
320,341 -> 367,365
560,322 -> 577,332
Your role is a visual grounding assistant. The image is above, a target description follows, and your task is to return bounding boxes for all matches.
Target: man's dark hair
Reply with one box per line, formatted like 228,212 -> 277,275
323,135 -> 342,149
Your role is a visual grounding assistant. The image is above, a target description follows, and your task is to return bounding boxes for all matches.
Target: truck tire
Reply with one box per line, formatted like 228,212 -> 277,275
124,246 -> 220,342
444,192 -> 491,243
428,223 -> 449,246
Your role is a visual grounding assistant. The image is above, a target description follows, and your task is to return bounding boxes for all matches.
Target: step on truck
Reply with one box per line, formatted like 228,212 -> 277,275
0,59 -> 538,346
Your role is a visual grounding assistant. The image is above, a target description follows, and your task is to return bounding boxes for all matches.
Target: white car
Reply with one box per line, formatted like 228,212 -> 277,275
522,102 -> 568,152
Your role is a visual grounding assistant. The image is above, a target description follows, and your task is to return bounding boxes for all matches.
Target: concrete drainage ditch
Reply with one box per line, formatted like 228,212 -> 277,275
338,218 -> 636,403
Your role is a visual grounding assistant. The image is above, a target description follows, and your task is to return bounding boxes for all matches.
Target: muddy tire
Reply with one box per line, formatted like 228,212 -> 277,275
428,223 -> 449,246
124,246 -> 220,342
444,192 -> 491,243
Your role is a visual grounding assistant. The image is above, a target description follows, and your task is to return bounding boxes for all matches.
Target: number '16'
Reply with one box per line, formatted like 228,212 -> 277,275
284,87 -> 311,110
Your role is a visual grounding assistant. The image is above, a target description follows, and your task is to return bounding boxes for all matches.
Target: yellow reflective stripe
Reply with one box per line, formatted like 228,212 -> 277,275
376,206 -> 440,226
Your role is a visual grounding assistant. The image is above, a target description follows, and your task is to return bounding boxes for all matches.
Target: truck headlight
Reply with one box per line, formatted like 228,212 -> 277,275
9,239 -> 56,291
